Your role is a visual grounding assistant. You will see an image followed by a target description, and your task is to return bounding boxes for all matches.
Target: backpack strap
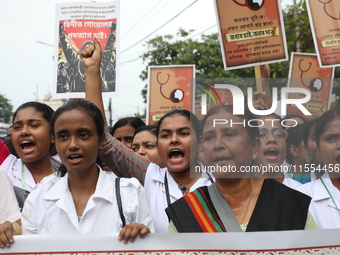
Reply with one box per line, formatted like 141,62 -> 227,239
115,177 -> 126,227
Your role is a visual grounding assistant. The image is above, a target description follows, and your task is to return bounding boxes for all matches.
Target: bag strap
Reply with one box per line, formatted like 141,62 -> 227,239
115,177 -> 126,227
207,183 -> 242,232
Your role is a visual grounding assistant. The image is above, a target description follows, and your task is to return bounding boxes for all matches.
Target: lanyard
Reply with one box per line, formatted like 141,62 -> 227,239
21,162 -> 56,188
164,171 -> 214,207
320,177 -> 340,217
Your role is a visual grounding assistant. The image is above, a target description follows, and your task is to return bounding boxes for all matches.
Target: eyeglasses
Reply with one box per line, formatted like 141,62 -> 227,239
259,129 -> 288,141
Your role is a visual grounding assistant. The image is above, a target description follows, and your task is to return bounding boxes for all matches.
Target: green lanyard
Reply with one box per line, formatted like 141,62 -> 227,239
320,177 -> 340,217
21,162 -> 56,188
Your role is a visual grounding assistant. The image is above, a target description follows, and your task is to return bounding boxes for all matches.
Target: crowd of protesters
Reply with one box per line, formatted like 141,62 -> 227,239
1,38 -> 340,249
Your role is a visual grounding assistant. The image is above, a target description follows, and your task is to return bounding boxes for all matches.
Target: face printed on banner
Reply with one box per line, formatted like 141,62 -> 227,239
311,79 -> 323,91
171,89 -> 184,103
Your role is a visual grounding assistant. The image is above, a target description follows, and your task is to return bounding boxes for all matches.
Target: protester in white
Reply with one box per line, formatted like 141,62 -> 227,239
22,168 -> 153,234
298,172 -> 340,229
0,167 -> 20,224
84,40 -> 214,233
0,39 -> 153,249
0,102 -> 60,192
252,113 -> 301,190
297,108 -> 340,229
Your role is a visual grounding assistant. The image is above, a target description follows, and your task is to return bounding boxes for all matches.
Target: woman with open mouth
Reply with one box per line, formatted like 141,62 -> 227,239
252,113 -> 301,190
165,105 -> 318,232
85,40 -> 214,233
0,99 -> 153,248
298,107 -> 340,229
0,38 -> 153,249
0,101 -> 60,195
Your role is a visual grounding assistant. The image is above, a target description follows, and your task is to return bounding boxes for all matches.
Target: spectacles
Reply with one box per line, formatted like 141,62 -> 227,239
259,129 -> 288,141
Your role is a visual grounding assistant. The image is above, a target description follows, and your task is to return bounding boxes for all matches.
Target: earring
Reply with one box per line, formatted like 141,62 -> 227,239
252,154 -> 256,160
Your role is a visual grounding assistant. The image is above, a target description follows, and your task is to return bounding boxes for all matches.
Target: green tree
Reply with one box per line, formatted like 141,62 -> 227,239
0,94 -> 13,123
134,108 -> 146,119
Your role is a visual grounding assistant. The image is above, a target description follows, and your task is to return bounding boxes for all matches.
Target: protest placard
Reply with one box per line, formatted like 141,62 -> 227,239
306,0 -> 340,67
214,0 -> 288,70
286,52 -> 334,120
147,65 -> 194,125
53,1 -> 119,99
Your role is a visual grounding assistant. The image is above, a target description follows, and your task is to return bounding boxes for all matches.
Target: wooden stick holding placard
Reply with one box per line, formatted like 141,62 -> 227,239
254,65 -> 272,109
254,65 -> 264,105
254,65 -> 262,92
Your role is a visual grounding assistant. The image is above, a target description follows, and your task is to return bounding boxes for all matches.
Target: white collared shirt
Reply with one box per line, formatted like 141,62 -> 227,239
1,154 -> 61,192
283,171 -> 302,190
298,174 -> 340,229
22,169 -> 154,234
144,163 -> 214,233
0,166 -> 21,224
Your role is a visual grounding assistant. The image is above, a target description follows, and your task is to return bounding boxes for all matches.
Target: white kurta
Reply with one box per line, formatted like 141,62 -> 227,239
22,169 -> 154,234
283,171 -> 302,190
298,175 -> 340,229
0,166 -> 21,224
1,154 -> 61,192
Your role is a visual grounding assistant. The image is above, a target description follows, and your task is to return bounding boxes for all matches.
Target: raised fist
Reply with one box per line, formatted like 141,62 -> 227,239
59,22 -> 65,36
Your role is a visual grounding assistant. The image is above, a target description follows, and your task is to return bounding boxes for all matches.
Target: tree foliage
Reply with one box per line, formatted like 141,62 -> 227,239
139,0 -> 340,103
0,94 -> 13,123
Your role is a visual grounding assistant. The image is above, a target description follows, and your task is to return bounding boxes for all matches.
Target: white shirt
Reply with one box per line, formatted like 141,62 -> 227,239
22,169 -> 154,234
144,163 -> 214,233
298,175 -> 340,229
1,154 -> 61,192
0,167 -> 21,224
283,172 -> 302,190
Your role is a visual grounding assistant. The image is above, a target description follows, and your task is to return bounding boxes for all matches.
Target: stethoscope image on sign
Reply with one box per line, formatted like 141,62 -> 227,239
298,59 -> 323,92
157,72 -> 184,103
318,0 -> 340,20
232,0 -> 265,10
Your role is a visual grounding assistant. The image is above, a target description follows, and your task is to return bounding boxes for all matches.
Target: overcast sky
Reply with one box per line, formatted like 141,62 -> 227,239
0,0 -> 291,122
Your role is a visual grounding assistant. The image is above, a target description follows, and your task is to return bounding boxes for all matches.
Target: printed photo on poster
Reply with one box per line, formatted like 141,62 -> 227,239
213,0 -> 288,70
53,2 -> 119,99
147,65 -> 194,125
287,52 -> 334,121
306,0 -> 340,67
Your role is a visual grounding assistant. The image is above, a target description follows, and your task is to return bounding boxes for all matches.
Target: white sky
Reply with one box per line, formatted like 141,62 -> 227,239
0,0 -> 291,122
